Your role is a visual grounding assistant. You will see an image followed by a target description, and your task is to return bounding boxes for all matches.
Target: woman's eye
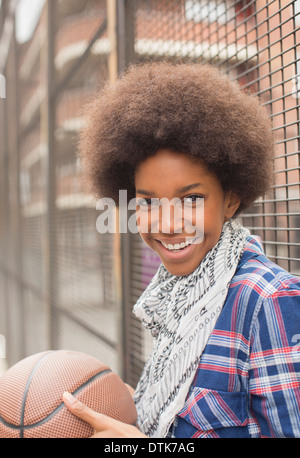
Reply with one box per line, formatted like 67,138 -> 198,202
136,198 -> 160,209
183,195 -> 204,205
136,198 -> 152,207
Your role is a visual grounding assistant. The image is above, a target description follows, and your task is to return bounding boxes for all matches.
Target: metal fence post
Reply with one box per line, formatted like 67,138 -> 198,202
116,0 -> 138,385
13,13 -> 25,360
45,0 -> 57,350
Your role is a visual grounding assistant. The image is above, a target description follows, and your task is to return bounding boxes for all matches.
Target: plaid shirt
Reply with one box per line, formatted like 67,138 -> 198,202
169,236 -> 300,438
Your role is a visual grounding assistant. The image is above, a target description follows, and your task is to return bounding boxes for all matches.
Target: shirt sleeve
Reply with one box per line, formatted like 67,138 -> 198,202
248,289 -> 300,437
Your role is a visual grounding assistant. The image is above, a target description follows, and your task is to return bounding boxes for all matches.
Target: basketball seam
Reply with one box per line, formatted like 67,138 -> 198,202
0,356 -> 112,436
20,351 -> 55,438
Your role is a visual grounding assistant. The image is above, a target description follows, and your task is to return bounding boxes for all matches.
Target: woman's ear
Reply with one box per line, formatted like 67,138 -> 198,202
224,192 -> 241,220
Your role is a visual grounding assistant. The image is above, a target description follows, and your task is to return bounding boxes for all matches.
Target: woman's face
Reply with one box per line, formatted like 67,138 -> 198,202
135,148 -> 240,276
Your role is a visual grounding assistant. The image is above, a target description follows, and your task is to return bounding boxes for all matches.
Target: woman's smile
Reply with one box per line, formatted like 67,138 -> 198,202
153,237 -> 201,263
135,148 -> 240,276
158,236 -> 199,252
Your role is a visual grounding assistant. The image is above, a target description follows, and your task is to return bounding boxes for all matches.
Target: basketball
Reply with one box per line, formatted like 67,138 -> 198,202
0,350 -> 137,438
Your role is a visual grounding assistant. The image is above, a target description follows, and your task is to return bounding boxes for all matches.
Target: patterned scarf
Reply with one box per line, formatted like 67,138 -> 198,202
133,220 -> 250,437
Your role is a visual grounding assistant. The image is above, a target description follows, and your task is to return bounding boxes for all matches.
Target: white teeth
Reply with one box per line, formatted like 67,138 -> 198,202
161,239 -> 195,251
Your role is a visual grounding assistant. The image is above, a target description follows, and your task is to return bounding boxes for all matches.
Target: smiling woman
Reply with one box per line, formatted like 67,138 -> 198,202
135,148 -> 238,276
64,61 -> 300,438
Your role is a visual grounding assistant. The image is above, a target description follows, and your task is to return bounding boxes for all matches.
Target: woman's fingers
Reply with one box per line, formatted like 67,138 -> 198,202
63,392 -> 115,431
63,391 -> 147,438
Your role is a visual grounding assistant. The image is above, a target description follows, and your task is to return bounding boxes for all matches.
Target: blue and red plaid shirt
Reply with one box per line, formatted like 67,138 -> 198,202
168,235 -> 300,438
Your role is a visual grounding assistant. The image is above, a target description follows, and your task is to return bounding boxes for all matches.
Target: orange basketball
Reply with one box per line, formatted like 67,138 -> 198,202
0,350 -> 137,438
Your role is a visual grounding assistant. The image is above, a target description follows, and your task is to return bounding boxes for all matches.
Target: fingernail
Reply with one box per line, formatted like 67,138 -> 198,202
63,392 -> 77,405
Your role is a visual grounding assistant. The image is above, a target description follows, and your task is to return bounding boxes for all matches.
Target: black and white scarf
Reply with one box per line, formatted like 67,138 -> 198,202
133,220 -> 250,437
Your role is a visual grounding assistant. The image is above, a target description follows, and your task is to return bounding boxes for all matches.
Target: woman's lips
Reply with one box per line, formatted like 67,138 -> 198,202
154,237 -> 200,261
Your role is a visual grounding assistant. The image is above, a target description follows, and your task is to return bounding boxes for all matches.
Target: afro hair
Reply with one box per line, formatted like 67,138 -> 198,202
78,61 -> 274,215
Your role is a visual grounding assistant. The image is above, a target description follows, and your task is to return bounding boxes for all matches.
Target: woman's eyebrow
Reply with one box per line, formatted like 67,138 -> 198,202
135,183 -> 203,196
176,183 -> 203,193
135,189 -> 155,196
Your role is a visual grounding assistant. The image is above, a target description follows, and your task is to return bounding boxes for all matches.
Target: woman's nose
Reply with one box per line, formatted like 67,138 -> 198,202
159,200 -> 184,234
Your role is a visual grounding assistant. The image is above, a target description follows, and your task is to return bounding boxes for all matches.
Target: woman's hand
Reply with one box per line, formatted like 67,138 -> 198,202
63,392 -> 147,438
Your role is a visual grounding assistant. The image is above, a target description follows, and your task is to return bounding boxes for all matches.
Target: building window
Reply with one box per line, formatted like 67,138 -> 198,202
185,0 -> 235,24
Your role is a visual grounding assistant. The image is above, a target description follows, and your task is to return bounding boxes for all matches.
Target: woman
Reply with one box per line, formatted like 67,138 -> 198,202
63,62 -> 300,438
